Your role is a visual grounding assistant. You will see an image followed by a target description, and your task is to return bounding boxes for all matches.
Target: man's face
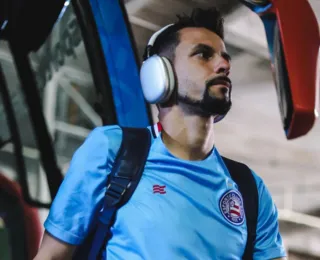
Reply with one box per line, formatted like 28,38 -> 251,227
173,27 -> 232,117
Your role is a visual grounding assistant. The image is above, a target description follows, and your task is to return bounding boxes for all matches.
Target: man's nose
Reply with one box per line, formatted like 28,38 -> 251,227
213,55 -> 231,75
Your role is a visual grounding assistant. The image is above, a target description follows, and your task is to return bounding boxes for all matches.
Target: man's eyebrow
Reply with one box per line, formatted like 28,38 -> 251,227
221,51 -> 232,62
189,43 -> 232,61
189,43 -> 213,56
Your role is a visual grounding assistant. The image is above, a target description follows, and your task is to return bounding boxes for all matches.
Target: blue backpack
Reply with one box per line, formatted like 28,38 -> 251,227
73,127 -> 258,260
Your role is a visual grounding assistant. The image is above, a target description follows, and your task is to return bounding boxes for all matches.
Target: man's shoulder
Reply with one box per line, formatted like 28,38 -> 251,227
77,125 -> 123,160
220,156 -> 249,168
87,125 -> 154,157
90,124 -> 122,139
90,124 -> 153,139
219,155 -> 264,189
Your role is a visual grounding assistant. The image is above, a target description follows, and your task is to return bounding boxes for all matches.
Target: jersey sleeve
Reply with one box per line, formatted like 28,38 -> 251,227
251,171 -> 287,260
44,126 -> 116,245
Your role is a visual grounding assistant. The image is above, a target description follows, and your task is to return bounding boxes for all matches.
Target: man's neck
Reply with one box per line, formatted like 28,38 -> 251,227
159,106 -> 215,161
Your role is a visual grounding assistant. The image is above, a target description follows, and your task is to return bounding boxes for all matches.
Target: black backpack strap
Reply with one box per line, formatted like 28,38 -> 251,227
89,127 -> 151,259
221,156 -> 259,260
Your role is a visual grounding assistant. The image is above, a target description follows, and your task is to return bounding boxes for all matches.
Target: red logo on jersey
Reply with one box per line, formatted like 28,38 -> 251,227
153,185 -> 166,194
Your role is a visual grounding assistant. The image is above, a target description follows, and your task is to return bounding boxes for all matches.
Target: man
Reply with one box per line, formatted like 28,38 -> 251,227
35,7 -> 287,260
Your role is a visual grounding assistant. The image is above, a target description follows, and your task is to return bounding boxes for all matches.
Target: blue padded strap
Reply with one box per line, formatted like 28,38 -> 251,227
89,127 -> 151,259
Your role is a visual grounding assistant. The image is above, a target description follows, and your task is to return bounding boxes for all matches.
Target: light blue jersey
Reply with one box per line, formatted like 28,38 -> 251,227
44,125 -> 286,259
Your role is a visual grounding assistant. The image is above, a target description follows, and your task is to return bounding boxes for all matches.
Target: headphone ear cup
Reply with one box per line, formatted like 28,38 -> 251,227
140,55 -> 175,104
160,56 -> 175,103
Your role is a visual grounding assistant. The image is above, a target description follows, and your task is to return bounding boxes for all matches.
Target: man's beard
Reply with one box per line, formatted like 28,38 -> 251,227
177,77 -> 232,117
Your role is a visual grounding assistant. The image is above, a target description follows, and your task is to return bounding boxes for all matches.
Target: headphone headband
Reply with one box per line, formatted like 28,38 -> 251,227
143,24 -> 175,60
147,24 -> 175,46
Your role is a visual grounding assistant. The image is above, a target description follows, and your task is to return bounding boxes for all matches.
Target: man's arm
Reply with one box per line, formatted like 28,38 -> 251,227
34,232 -> 77,260
251,171 -> 287,260
33,126 -> 119,259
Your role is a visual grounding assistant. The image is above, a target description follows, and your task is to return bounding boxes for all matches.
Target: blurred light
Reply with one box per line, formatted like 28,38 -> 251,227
1,20 -> 8,31
57,0 -> 71,22
0,216 -> 5,228
279,209 -> 320,230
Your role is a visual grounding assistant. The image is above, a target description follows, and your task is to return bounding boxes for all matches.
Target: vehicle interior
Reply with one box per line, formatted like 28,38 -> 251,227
0,0 -> 319,259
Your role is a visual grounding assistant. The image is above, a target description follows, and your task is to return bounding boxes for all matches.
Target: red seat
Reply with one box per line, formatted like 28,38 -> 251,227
0,173 -> 42,260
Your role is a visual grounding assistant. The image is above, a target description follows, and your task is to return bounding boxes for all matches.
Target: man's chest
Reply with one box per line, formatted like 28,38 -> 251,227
108,163 -> 248,259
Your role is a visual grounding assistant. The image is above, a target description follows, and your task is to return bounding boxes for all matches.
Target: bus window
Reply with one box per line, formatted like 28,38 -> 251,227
0,2 -> 116,216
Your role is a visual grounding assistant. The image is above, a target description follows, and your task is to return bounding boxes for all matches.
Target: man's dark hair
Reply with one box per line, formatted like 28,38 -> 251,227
144,7 -> 225,62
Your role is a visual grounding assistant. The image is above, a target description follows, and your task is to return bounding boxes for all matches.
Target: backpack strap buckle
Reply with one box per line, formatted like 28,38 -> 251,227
104,179 -> 132,208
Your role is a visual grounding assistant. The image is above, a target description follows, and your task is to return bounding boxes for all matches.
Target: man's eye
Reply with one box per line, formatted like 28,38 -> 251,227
197,51 -> 212,60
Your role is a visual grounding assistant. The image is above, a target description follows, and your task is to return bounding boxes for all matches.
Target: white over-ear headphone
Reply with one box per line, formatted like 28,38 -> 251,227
140,24 -> 176,104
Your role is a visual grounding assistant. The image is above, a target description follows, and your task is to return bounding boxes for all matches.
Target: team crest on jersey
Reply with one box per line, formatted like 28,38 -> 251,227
219,190 -> 245,225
